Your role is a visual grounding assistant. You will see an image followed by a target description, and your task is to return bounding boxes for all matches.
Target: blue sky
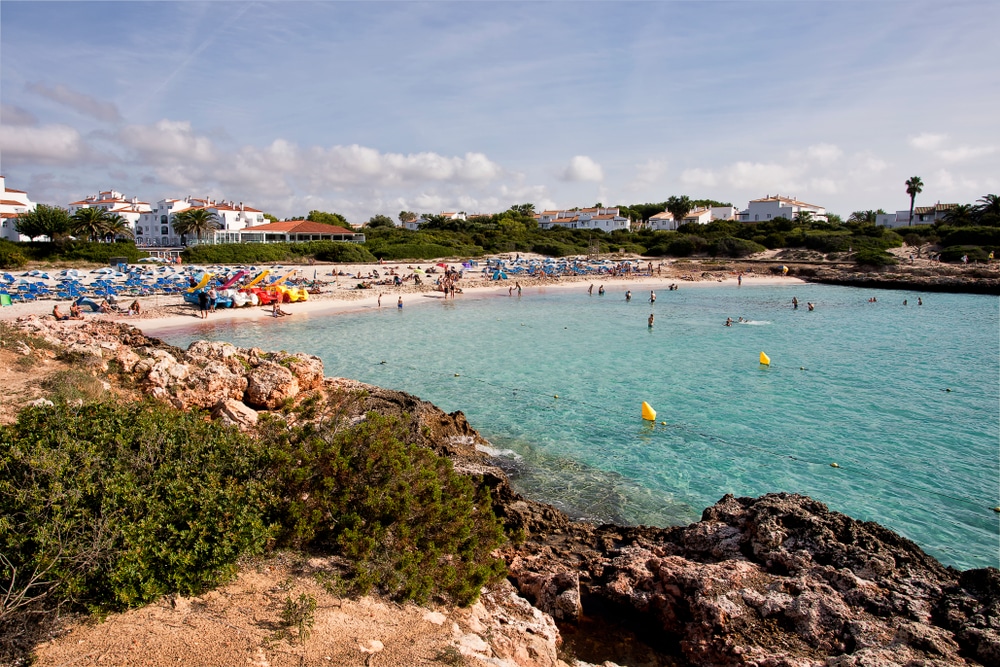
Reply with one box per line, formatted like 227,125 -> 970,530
2,0 -> 998,222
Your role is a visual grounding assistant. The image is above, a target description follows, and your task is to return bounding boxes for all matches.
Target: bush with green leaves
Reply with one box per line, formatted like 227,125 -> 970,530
937,245 -> 991,263
853,247 -> 898,267
707,236 -> 765,258
0,241 -> 28,269
0,401 -> 273,613
264,406 -> 506,606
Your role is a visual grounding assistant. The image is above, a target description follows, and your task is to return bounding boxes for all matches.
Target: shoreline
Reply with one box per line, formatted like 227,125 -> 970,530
0,259 -> 805,334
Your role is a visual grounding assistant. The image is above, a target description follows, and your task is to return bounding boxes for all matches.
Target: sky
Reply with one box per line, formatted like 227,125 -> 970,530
2,0 -> 998,223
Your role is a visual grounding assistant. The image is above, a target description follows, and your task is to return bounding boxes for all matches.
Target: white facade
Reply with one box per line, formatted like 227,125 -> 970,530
738,195 -> 827,223
535,207 -> 631,232
68,190 -> 151,229
0,176 -> 38,241
876,211 -> 910,228
710,205 -> 739,221
648,212 -> 677,231
404,211 -> 468,231
135,197 -> 265,246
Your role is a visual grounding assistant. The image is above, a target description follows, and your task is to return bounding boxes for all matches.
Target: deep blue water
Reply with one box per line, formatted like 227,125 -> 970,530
159,282 -> 1000,570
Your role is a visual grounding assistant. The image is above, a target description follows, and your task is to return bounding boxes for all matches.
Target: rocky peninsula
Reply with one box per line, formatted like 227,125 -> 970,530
3,317 -> 998,667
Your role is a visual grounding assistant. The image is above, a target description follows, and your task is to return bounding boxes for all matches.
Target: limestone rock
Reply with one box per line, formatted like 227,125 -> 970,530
211,398 -> 258,430
245,360 -> 299,409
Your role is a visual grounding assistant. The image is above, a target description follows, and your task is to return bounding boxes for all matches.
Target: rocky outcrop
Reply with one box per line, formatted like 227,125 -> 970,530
10,316 -> 999,667
506,492 -> 999,666
803,266 -> 1000,294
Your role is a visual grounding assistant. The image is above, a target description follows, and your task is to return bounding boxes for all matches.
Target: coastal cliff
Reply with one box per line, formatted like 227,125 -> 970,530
5,317 -> 998,667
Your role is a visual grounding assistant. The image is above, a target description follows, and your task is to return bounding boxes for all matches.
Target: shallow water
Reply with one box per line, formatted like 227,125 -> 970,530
160,282 -> 1000,570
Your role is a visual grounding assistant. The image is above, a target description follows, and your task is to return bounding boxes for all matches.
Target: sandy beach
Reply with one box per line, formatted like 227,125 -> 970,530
1,256 -> 804,335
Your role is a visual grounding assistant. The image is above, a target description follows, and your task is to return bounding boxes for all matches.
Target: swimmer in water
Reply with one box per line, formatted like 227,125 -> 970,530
725,317 -> 733,326
648,313 -> 654,328
625,290 -> 631,302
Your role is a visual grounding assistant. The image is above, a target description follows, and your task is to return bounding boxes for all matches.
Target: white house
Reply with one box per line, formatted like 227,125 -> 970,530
648,211 -> 677,231
876,204 -> 958,228
403,211 -> 468,231
135,196 -> 266,246
68,190 -> 151,229
0,176 -> 38,241
738,195 -> 827,223
535,207 -> 631,232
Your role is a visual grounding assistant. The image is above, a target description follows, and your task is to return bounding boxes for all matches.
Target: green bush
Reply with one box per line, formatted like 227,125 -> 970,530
707,236 -> 765,258
0,401 -> 273,613
938,245 -> 991,263
664,235 -> 704,257
370,242 -> 476,261
530,241 -> 579,257
938,226 -> 1000,248
265,407 -> 506,606
0,241 -> 28,269
15,241 -> 145,264
853,248 -> 898,267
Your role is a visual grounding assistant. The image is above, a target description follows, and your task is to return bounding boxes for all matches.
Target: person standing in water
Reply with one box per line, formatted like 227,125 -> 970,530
625,290 -> 632,302
649,291 -> 656,303
792,296 -> 798,309
648,313 -> 654,328
588,284 -> 594,295
397,296 -> 403,309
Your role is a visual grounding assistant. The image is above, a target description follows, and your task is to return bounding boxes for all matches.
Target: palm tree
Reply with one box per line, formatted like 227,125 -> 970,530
905,176 -> 923,227
70,207 -> 112,242
975,194 -> 1000,226
793,210 -> 814,226
848,210 -> 878,225
102,213 -> 134,242
942,204 -> 974,226
172,208 -> 220,245
666,195 -> 693,228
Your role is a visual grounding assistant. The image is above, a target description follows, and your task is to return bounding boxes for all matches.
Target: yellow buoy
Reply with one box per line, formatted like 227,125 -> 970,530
760,351 -> 771,366
641,401 -> 657,421
830,463 -> 840,468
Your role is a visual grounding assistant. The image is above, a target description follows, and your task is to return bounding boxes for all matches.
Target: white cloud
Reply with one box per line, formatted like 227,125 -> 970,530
806,143 -> 843,165
120,120 -> 216,163
1,104 -> 38,126
938,145 -> 996,163
26,82 -> 122,123
562,155 -> 604,182
0,123 -> 84,164
627,159 -> 668,191
808,178 -> 839,194
681,167 -> 717,188
724,162 -> 800,192
910,133 -> 947,151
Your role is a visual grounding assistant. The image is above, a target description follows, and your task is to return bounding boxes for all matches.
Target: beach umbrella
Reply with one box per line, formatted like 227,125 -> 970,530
413,268 -> 425,274
436,263 -> 448,268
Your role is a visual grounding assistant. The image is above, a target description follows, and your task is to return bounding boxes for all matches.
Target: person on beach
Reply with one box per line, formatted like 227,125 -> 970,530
649,291 -> 656,303
738,273 -> 742,286
197,290 -> 209,319
377,293 -> 382,307
625,290 -> 631,302
271,301 -> 290,317
516,282 -> 522,296
128,300 -> 141,317
648,313 -> 654,328
69,302 -> 84,319
53,305 -> 69,321
208,287 -> 218,313
398,296 -> 403,309
588,284 -> 593,295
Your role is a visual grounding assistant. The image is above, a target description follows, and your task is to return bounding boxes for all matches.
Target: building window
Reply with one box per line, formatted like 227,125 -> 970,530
161,226 -> 169,235
160,215 -> 167,224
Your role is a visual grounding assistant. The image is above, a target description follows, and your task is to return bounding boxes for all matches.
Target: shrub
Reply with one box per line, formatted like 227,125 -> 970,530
370,242 -> 474,261
853,248 -> 898,267
938,226 -> 1000,248
0,241 -> 28,269
264,403 -> 506,606
664,235 -> 704,257
937,245 -> 990,263
707,236 -> 765,258
0,401 -> 273,613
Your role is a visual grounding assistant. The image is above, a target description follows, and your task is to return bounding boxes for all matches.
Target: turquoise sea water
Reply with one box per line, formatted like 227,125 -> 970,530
159,283 -> 1000,570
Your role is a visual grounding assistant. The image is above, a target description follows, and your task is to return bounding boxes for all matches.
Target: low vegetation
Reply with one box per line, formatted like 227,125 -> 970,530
0,388 -> 509,656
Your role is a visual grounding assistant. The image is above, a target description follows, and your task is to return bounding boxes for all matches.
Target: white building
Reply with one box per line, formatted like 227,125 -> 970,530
403,211 -> 467,231
648,205 -> 736,231
135,197 -> 266,246
68,190 -> 151,228
876,204 -> 958,228
0,176 -> 38,241
738,195 -> 827,223
535,207 -> 631,232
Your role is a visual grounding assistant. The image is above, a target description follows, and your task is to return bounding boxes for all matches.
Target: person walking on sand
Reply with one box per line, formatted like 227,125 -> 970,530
378,293 -> 382,308
197,290 -> 209,319
738,273 -> 742,286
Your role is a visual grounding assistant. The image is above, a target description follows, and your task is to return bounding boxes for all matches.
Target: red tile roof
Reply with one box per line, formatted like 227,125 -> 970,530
0,199 -> 27,206
241,220 -> 354,235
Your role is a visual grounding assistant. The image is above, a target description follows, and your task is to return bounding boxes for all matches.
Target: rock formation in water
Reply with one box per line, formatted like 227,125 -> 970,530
10,316 -> 1000,667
